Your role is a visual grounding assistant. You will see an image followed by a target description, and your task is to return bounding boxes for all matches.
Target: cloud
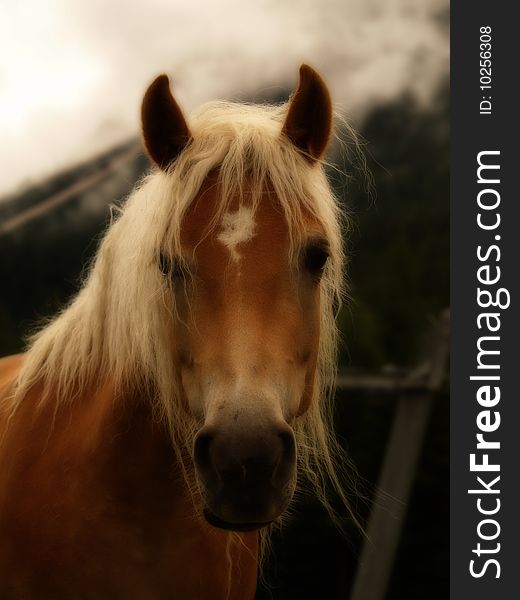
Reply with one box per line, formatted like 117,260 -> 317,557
0,0 -> 448,196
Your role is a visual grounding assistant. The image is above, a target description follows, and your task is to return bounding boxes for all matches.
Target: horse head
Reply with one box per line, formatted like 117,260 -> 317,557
141,65 -> 337,531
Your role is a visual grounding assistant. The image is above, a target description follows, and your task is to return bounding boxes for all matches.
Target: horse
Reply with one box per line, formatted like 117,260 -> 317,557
0,64 -> 354,599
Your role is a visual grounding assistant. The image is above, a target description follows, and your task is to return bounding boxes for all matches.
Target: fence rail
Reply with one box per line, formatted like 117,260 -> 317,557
346,310 -> 450,600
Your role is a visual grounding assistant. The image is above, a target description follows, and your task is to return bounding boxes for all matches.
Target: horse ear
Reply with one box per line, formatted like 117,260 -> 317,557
141,74 -> 191,170
282,64 -> 332,162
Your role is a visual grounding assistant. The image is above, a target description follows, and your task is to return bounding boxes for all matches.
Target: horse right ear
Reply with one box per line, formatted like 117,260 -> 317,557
141,75 -> 191,170
282,64 -> 332,163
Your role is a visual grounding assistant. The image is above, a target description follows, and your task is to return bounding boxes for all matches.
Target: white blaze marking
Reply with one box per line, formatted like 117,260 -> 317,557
217,206 -> 256,261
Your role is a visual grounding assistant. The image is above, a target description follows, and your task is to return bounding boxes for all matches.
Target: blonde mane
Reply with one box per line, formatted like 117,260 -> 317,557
12,99 -> 361,544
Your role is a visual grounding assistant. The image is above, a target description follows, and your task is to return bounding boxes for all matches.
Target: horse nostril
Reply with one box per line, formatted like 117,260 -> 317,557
194,428 -> 224,493
278,429 -> 296,461
194,429 -> 214,472
272,426 -> 296,489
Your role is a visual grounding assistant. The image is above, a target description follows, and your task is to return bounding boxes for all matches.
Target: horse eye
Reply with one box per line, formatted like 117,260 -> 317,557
303,242 -> 330,277
159,253 -> 184,279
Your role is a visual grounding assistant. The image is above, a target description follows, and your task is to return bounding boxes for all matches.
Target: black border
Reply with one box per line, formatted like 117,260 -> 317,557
451,2 -> 519,596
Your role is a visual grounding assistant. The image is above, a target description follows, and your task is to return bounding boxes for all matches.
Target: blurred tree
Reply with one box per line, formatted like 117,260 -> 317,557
335,84 -> 449,369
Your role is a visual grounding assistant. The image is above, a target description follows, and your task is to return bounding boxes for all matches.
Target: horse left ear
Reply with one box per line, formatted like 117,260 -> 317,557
282,64 -> 332,163
141,74 -> 191,170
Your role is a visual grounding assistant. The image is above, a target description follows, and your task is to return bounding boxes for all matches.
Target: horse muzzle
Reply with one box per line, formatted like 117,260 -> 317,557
194,422 -> 297,531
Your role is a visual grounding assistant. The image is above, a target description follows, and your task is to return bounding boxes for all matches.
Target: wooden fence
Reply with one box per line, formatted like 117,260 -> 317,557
338,310 -> 450,600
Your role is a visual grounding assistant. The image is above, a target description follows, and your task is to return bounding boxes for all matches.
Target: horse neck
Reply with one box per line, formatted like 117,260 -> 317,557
1,369 -> 260,598
6,377 -> 198,523
88,383 -> 194,512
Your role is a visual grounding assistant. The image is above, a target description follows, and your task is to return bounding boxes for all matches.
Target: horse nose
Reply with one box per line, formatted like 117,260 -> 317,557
194,421 -> 297,527
194,422 -> 296,492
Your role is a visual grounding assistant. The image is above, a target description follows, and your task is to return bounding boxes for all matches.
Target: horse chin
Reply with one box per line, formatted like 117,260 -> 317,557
203,508 -> 272,532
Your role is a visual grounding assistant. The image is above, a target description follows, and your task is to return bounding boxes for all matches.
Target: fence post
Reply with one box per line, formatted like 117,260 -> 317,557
349,310 -> 449,600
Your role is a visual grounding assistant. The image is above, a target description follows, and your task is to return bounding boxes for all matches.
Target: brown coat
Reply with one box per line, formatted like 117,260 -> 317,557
0,355 -> 258,600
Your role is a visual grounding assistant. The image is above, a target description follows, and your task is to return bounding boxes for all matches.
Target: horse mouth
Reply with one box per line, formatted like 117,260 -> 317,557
203,508 -> 272,532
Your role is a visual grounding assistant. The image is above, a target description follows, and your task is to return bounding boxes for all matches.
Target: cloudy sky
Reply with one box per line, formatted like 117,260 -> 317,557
0,0 -> 448,197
